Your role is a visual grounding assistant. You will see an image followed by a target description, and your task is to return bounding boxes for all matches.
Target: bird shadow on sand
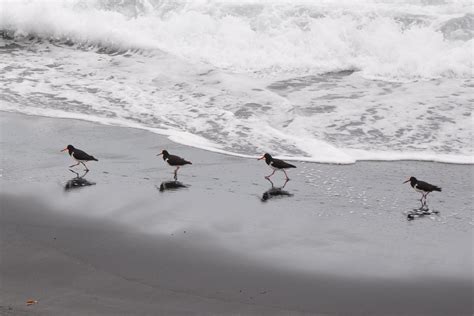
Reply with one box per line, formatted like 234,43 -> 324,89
405,204 -> 440,221
157,180 -> 188,192
64,169 -> 96,191
261,178 -> 293,202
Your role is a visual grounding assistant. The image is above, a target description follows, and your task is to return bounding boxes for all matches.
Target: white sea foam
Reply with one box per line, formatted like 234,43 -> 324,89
347,149 -> 473,164
1,0 -> 472,80
1,0 -> 472,164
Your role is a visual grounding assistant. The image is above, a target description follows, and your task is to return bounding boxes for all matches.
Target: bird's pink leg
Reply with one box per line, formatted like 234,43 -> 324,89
419,193 -> 424,208
174,166 -> 180,180
69,162 -> 80,168
282,169 -> 290,181
423,192 -> 430,208
80,162 -> 89,171
265,169 -> 276,179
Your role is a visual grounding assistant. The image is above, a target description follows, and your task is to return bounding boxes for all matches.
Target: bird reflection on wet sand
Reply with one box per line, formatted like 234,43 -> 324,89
64,169 -> 96,191
261,178 -> 293,201
158,180 -> 188,192
406,207 -> 440,221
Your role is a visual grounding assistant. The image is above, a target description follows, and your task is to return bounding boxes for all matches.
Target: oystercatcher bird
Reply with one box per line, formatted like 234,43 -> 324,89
258,153 -> 296,181
61,145 -> 98,171
403,176 -> 441,208
157,150 -> 192,180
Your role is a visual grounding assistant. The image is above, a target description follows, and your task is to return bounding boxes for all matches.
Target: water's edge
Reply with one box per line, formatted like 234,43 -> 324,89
3,109 -> 471,165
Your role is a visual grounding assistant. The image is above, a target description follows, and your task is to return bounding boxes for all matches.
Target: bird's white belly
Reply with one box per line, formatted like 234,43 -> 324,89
414,184 -> 425,193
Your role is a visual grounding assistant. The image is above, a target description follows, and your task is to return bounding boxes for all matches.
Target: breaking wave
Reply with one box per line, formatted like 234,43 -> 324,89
1,0 -> 472,81
1,0 -> 472,164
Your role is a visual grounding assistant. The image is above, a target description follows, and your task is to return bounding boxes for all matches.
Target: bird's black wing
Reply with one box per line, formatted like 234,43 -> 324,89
168,154 -> 192,166
416,180 -> 441,192
272,158 -> 296,169
73,148 -> 95,161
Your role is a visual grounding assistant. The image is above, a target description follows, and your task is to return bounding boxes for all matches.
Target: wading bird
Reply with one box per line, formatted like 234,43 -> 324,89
258,153 -> 296,181
61,145 -> 98,171
403,176 -> 441,208
157,150 -> 192,180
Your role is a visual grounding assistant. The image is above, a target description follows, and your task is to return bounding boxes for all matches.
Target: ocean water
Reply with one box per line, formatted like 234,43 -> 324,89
1,0 -> 472,163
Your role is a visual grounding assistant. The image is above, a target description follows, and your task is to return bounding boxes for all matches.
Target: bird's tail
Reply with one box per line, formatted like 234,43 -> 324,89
433,186 -> 441,192
185,160 -> 192,165
92,157 -> 99,162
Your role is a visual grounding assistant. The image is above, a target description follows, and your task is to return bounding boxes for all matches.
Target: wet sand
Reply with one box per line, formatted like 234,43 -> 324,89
0,111 -> 472,315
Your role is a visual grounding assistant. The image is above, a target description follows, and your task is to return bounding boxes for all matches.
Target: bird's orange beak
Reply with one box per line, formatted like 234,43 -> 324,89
61,147 -> 68,152
156,153 -> 163,156
403,178 -> 410,183
257,155 -> 265,160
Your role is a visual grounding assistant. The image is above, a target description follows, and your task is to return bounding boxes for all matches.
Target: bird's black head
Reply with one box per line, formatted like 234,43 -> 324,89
258,153 -> 272,164
157,149 -> 170,159
61,144 -> 75,153
403,176 -> 417,185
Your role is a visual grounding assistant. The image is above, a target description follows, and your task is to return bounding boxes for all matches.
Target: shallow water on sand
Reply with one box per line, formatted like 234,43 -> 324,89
1,112 -> 472,281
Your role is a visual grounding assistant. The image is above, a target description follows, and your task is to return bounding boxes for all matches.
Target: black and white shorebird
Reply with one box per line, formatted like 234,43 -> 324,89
404,176 -> 441,208
157,150 -> 192,180
61,145 -> 98,171
258,153 -> 296,181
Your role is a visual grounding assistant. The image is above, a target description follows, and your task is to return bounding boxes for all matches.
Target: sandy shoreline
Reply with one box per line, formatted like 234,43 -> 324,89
1,111 -> 472,315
